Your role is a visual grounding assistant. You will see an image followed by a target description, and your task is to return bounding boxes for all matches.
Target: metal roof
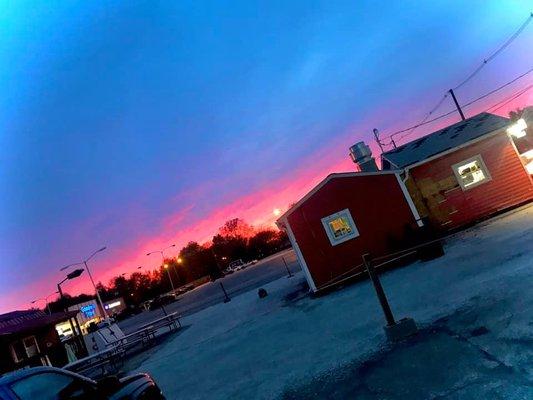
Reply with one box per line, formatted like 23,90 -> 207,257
0,310 -> 78,336
381,112 -> 510,169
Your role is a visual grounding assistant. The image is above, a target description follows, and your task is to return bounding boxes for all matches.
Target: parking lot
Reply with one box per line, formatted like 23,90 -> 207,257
118,249 -> 300,334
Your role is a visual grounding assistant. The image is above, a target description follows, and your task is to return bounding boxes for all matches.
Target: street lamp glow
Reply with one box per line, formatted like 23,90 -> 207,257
507,118 -> 527,138
177,257 -> 183,264
273,208 -> 281,217
147,245 -> 178,292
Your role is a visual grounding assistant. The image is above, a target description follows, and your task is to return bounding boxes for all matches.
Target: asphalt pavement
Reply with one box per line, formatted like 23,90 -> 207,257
118,249 -> 300,334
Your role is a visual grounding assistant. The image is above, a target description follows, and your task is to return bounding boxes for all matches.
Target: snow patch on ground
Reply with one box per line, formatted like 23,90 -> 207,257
132,206 -> 533,399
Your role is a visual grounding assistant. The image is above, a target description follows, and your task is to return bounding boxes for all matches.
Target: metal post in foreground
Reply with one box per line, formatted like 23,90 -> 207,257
219,282 -> 231,303
282,256 -> 293,278
362,254 -> 396,326
362,253 -> 417,342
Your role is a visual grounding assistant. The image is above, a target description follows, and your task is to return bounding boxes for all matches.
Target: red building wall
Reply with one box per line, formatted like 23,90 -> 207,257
286,174 -> 420,290
409,133 -> 533,230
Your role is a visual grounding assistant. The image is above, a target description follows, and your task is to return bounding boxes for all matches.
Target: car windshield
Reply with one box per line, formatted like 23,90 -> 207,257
10,372 -> 94,400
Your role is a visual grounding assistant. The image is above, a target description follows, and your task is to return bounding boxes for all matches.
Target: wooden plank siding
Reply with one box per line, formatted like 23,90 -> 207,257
407,132 -> 533,230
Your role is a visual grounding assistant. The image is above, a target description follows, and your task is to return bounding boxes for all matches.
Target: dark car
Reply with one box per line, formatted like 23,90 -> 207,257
0,366 -> 165,399
148,294 -> 176,311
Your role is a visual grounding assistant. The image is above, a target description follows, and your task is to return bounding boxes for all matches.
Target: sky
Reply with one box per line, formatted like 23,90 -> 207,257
1,1 -> 532,313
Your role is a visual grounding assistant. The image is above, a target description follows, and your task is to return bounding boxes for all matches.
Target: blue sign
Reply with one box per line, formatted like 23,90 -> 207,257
80,304 -> 96,318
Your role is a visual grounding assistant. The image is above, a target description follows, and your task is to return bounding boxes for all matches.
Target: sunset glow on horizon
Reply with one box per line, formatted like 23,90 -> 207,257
1,1 -> 532,313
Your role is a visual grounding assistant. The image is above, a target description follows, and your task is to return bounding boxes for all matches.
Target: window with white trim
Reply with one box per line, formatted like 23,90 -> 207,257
452,155 -> 491,190
321,209 -> 359,246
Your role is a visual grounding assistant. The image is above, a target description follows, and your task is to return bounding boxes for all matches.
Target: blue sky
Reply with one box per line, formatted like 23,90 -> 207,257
1,1 -> 531,312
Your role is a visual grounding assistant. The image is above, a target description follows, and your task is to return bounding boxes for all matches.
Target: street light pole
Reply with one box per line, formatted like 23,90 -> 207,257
31,291 -> 58,315
57,268 -> 85,351
60,246 -> 108,320
147,244 -> 177,293
83,260 -> 108,319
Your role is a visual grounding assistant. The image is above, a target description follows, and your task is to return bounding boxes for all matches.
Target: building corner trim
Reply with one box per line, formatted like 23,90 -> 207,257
285,222 -> 317,292
395,173 -> 424,227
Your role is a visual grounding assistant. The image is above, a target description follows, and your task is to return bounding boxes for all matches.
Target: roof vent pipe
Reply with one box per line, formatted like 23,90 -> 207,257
349,141 -> 378,172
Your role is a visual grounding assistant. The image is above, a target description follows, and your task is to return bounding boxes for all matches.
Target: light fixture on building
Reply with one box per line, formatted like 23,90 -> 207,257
507,118 -> 527,138
521,149 -> 533,160
525,161 -> 533,175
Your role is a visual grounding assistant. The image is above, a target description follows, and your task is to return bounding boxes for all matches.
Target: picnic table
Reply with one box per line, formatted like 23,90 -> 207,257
64,313 -> 182,377
135,312 -> 181,333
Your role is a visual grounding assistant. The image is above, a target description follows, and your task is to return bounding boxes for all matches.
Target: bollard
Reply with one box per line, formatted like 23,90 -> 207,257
282,256 -> 293,278
219,282 -> 231,303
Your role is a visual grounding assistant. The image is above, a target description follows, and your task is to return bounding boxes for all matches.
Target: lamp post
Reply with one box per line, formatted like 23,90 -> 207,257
147,245 -> 177,293
57,268 -> 85,299
31,291 -> 59,315
60,246 -> 108,319
57,268 -> 85,355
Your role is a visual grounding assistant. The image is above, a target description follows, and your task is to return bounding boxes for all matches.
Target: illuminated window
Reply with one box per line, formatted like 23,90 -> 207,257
321,209 -> 359,246
452,155 -> 491,190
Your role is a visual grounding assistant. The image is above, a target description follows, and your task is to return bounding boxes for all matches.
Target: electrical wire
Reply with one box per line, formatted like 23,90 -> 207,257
486,84 -> 533,113
385,66 -> 533,141
453,12 -> 533,90
385,12 -> 532,143
397,93 -> 449,140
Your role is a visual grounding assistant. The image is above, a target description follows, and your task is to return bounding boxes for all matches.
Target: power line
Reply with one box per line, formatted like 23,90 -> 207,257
386,12 -> 532,143
386,66 -> 533,141
453,12 -> 533,90
461,66 -> 533,107
402,93 -> 449,139
487,84 -> 533,112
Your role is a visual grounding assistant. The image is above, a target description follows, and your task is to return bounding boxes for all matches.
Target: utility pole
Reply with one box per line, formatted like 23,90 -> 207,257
448,89 -> 466,121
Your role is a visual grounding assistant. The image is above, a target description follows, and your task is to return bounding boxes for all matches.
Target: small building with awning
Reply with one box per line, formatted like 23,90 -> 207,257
0,309 -> 80,374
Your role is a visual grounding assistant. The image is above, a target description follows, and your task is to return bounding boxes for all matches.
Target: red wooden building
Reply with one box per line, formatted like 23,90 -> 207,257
276,111 -> 532,293
276,171 -> 423,292
381,112 -> 533,230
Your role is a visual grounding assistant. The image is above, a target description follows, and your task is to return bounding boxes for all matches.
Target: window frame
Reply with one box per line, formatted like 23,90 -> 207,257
452,154 -> 492,191
321,208 -> 359,246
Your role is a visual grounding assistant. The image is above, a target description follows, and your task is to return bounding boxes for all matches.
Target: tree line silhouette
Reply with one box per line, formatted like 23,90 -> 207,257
48,218 -> 289,313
